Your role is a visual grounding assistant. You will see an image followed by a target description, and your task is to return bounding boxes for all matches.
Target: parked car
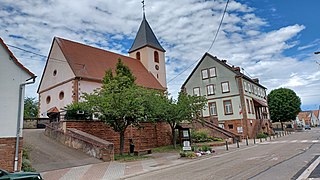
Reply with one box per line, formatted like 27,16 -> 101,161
305,125 -> 311,130
0,168 -> 42,180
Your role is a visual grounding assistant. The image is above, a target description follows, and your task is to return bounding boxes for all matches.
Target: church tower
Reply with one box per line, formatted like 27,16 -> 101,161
129,13 -> 167,88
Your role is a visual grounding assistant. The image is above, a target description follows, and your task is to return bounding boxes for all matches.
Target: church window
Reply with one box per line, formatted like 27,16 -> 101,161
154,51 -> 159,63
53,70 -> 57,76
136,52 -> 141,60
46,96 -> 51,104
59,91 -> 64,100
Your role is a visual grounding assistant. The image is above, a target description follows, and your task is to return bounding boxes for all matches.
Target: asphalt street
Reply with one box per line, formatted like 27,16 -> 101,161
23,129 -> 102,172
125,128 -> 320,180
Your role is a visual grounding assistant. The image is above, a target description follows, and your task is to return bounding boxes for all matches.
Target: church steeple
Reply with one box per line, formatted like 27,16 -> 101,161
128,13 -> 165,53
128,2 -> 167,88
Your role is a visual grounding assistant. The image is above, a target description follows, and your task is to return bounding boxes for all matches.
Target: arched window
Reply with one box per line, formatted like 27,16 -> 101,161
136,52 -> 140,60
154,51 -> 159,63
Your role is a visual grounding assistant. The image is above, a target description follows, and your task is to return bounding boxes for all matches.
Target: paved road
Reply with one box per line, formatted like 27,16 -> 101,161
23,129 -> 102,172
125,129 -> 320,180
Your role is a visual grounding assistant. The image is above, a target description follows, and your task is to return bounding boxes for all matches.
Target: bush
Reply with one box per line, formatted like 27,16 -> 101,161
21,148 -> 36,172
256,133 -> 268,139
208,136 -> 223,142
191,129 -> 209,143
180,151 -> 196,158
64,102 -> 92,120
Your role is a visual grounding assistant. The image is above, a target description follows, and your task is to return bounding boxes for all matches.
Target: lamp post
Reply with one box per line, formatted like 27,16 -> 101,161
315,52 -> 320,54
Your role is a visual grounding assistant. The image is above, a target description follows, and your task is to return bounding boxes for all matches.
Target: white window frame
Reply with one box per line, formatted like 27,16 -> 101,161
193,87 -> 200,96
244,82 -> 248,92
221,82 -> 230,93
209,102 -> 217,116
207,84 -> 215,96
201,69 -> 209,79
209,67 -> 216,78
224,100 -> 233,115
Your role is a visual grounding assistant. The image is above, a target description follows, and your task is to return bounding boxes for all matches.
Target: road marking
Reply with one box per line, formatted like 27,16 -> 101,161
291,140 -> 298,143
297,156 -> 320,180
301,140 -> 308,143
312,140 -> 319,143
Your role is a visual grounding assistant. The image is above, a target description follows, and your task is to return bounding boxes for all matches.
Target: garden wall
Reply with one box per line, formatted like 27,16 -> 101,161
59,121 -> 172,154
45,125 -> 114,161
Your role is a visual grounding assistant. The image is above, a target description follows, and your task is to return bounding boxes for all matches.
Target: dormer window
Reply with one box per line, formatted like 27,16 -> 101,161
136,52 -> 141,60
154,51 -> 159,63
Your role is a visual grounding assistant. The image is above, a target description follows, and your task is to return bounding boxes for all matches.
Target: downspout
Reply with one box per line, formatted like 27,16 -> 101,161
14,76 -> 36,172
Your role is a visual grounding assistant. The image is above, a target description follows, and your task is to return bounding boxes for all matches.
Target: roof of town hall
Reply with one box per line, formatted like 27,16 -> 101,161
181,52 -> 267,89
42,37 -> 165,91
0,38 -> 35,78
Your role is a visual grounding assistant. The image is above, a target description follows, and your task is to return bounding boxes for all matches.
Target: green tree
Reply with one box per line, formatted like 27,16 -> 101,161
267,88 -> 301,126
158,92 -> 207,148
64,102 -> 93,120
24,97 -> 38,118
84,59 -> 159,155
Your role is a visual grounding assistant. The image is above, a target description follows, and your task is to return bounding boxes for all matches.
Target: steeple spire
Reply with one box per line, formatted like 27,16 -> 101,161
128,3 -> 165,53
142,0 -> 146,19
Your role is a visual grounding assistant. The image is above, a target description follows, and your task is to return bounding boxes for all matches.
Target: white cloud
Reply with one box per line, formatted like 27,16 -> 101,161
0,0 -> 317,108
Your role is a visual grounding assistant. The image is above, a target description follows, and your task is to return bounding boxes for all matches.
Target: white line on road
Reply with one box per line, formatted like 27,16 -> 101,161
291,140 -> 298,143
301,140 -> 308,143
312,140 -> 319,143
297,156 -> 320,180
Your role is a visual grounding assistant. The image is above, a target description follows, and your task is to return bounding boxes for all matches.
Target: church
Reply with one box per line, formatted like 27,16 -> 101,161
37,14 -> 166,117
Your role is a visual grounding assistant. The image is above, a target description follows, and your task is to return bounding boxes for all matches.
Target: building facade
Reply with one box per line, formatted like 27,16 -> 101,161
182,53 -> 271,138
0,38 -> 36,172
38,16 -> 166,118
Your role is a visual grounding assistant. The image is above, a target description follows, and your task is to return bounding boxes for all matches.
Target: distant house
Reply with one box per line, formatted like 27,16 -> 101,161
181,53 -> 272,138
38,16 -> 166,118
312,110 -> 320,126
0,38 -> 36,172
296,111 -> 319,127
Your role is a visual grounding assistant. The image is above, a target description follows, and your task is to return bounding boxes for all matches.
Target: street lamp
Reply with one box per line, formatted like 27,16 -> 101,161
315,52 -> 320,54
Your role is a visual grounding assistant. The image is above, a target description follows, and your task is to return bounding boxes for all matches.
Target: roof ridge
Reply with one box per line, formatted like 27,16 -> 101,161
55,37 -> 137,61
0,37 -> 35,77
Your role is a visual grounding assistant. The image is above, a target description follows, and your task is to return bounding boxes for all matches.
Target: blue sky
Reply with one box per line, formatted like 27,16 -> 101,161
0,0 -> 319,111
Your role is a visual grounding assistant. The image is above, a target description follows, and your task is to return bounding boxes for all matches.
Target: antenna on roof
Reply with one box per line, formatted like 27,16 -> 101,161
142,0 -> 146,18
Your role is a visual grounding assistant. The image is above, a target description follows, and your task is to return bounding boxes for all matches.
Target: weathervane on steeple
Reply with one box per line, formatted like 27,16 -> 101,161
142,0 -> 146,18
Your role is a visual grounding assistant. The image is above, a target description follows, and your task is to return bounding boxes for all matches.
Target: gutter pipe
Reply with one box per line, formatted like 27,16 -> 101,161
14,76 -> 36,172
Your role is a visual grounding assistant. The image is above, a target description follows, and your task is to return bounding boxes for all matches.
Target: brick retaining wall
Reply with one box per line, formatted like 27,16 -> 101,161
45,125 -> 114,161
63,121 -> 172,154
0,137 -> 22,172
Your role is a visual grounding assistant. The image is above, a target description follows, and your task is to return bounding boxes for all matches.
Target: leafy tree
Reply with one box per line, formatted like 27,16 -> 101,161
158,92 -> 207,148
24,97 -> 38,118
84,59 -> 159,155
267,88 -> 301,126
64,102 -> 93,120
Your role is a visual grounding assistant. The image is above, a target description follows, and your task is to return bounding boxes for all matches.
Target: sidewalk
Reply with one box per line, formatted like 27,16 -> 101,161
41,132 -> 293,180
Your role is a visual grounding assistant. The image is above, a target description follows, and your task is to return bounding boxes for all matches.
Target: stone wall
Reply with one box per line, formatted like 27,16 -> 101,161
0,137 -> 22,172
63,121 -> 172,154
45,125 -> 114,161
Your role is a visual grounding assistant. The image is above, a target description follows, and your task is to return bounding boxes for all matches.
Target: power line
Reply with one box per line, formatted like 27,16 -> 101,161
207,0 -> 230,53
167,0 -> 230,84
7,44 -> 67,63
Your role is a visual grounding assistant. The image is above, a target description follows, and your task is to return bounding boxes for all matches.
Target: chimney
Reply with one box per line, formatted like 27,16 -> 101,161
232,66 -> 241,72
252,78 -> 259,84
221,60 -> 227,63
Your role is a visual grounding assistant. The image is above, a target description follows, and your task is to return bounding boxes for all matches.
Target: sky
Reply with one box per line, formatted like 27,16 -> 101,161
0,0 -> 319,111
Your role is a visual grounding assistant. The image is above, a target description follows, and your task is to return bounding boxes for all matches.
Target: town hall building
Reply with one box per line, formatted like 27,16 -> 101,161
182,53 -> 272,138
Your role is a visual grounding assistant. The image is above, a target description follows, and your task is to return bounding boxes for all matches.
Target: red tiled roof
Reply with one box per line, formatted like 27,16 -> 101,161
312,110 -> 320,118
297,111 -> 311,123
55,37 -> 165,90
47,107 -> 59,114
0,38 -> 35,77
